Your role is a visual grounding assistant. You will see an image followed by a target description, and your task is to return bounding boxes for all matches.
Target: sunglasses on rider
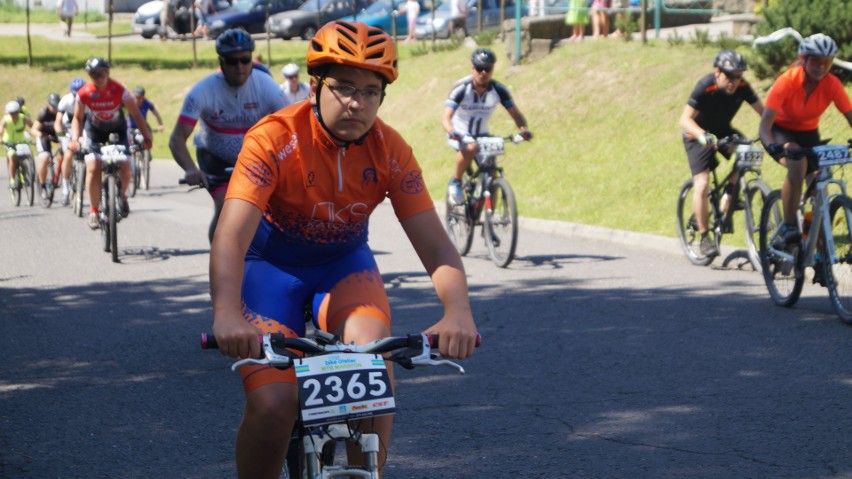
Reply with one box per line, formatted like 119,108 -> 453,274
221,56 -> 252,66
474,65 -> 493,73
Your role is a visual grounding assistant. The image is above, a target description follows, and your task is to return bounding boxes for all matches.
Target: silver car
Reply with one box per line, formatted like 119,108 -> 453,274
414,0 -> 523,39
268,0 -> 374,40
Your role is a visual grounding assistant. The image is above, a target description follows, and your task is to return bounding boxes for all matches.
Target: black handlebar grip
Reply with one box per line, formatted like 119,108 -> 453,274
201,333 -> 218,349
178,178 -> 188,185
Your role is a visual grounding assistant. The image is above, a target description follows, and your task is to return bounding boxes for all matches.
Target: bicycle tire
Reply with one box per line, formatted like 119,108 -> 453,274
73,159 -> 86,217
23,157 -> 35,207
675,179 -> 715,266
759,190 -> 803,307
10,166 -> 21,206
142,150 -> 151,190
129,150 -> 140,198
100,179 -> 111,253
824,195 -> 852,324
40,160 -> 56,208
743,180 -> 771,271
445,185 -> 474,256
109,175 -> 119,262
484,177 -> 518,267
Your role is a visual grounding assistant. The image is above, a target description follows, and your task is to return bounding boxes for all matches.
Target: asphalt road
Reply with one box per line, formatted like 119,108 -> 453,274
2,161 -> 852,478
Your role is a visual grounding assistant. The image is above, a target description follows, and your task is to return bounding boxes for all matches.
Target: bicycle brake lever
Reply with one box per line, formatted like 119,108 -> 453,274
231,358 -> 269,371
412,357 -> 466,374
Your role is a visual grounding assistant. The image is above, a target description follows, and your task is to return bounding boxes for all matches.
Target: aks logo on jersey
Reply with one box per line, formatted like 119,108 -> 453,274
400,171 -> 424,194
361,168 -> 377,188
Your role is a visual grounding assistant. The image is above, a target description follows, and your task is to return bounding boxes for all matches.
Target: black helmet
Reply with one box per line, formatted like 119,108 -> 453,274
713,50 -> 746,74
133,86 -> 145,96
471,48 -> 496,67
85,56 -> 110,72
47,93 -> 61,108
16,96 -> 25,106
216,29 -> 255,56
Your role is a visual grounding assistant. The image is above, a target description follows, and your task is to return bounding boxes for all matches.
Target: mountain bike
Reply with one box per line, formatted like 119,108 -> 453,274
6,142 -> 35,207
85,135 -> 130,263
759,140 -> 852,323
202,330 -> 473,479
445,133 -> 527,268
70,149 -> 86,217
676,135 -> 771,269
38,137 -> 62,208
128,129 -> 151,197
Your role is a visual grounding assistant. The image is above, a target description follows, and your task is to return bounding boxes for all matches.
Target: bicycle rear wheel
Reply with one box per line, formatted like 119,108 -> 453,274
824,195 -> 852,324
22,157 -> 35,207
743,180 -> 771,270
759,190 -> 803,307
675,179 -> 716,266
485,177 -> 518,267
445,183 -> 474,256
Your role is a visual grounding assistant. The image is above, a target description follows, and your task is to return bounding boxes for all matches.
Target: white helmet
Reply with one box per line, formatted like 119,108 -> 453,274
5,100 -> 20,114
281,63 -> 300,78
799,33 -> 838,57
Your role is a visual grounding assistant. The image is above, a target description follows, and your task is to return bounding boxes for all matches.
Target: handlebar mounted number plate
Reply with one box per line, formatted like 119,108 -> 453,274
734,145 -> 763,168
814,145 -> 852,168
14,144 -> 31,156
476,137 -> 505,157
295,353 -> 396,427
100,145 -> 129,162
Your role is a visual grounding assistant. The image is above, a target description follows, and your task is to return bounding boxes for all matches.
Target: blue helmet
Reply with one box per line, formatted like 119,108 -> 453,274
471,48 -> 496,67
215,29 -> 255,56
69,77 -> 85,93
799,33 -> 838,58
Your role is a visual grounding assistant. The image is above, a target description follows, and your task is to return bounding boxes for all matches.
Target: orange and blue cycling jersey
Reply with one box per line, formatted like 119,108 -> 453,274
228,101 -> 435,392
765,65 -> 852,132
227,101 -> 435,266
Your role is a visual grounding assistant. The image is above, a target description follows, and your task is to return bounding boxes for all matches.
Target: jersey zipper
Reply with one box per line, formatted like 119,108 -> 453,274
337,147 -> 346,192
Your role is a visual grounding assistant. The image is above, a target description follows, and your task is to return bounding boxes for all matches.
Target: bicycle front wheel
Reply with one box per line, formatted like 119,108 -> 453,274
129,150 -> 140,198
445,191 -> 474,257
675,179 -> 716,266
759,190 -> 803,307
22,157 -> 35,207
109,176 -> 119,262
10,167 -> 21,206
743,180 -> 771,270
485,177 -> 518,267
40,160 -> 56,208
73,159 -> 86,217
824,195 -> 852,324
141,150 -> 151,190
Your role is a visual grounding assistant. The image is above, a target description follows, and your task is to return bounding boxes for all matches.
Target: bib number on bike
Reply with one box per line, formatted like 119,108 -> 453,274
101,145 -> 129,162
14,144 -> 31,156
734,145 -> 763,168
814,145 -> 852,167
476,137 -> 505,156
295,353 -> 396,426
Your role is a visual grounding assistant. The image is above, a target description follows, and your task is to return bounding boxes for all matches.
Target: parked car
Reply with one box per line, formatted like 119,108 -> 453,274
414,0 -> 523,39
267,0 -> 373,40
337,0 -> 438,37
207,0 -> 306,38
132,0 -> 231,39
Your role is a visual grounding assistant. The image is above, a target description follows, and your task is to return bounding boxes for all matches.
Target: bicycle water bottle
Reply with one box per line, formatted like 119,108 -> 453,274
802,210 -> 813,242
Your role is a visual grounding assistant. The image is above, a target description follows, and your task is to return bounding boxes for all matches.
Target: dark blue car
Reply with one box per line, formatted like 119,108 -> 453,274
207,0 -> 305,38
338,0 -> 438,37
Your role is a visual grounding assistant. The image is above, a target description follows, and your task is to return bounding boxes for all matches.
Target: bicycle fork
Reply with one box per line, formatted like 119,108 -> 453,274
302,424 -> 379,479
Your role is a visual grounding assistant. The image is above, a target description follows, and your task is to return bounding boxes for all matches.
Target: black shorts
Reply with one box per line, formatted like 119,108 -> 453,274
683,128 -> 740,177
768,124 -> 821,174
85,125 -> 127,147
196,147 -> 234,193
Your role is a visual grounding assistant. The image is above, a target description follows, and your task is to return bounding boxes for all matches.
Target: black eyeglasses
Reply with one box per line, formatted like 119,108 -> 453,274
320,78 -> 383,103
723,71 -> 743,81
221,56 -> 252,66
474,65 -> 493,73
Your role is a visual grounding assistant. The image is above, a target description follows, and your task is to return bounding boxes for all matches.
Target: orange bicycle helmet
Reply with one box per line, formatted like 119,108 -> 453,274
306,20 -> 398,84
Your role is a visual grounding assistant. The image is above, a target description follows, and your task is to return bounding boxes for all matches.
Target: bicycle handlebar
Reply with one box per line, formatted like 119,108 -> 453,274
201,331 -> 481,373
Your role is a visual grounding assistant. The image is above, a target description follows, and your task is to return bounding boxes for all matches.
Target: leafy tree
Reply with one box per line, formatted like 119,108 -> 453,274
750,0 -> 851,82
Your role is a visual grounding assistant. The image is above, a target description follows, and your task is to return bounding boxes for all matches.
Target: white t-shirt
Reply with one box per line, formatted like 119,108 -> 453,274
58,0 -> 77,17
280,82 -> 310,104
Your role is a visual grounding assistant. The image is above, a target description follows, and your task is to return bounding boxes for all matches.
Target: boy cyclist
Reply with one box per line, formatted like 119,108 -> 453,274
210,20 -> 478,478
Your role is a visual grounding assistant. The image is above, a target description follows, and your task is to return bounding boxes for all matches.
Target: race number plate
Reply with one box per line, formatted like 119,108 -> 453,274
476,137 -> 505,156
295,353 -> 396,427
100,145 -> 129,162
814,145 -> 852,167
734,145 -> 763,168
14,143 -> 31,156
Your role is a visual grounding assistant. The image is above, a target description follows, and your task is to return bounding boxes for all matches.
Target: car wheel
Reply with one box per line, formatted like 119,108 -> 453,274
300,25 -> 317,41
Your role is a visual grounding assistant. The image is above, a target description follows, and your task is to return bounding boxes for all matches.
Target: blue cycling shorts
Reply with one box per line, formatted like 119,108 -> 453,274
239,242 -> 391,393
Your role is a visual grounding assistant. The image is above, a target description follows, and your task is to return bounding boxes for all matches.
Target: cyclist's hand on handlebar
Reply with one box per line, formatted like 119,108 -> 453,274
212,316 -> 263,360
697,132 -> 717,147
448,131 -> 465,142
423,312 -> 478,360
520,129 -> 533,141
69,140 -> 79,152
183,168 -> 209,189
766,143 -> 784,160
